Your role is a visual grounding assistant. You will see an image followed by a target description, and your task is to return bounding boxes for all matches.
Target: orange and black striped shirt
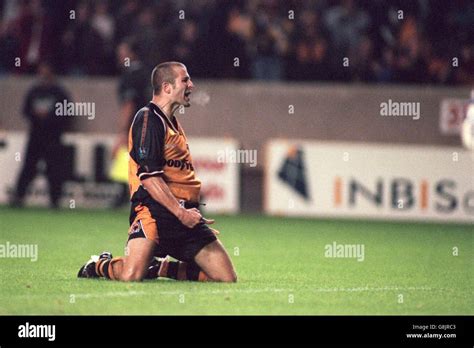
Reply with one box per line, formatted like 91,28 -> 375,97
128,102 -> 201,203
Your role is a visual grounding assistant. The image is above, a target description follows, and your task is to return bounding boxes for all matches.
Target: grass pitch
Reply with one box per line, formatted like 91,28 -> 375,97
0,206 -> 472,315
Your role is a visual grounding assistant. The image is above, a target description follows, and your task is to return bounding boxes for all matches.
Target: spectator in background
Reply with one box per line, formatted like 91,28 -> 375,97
286,8 -> 334,81
0,19 -> 19,74
454,43 -> 474,84
91,0 -> 115,75
164,0 -> 217,78
1,0 -> 22,23
448,0 -> 474,42
426,54 -> 456,85
131,3 -> 173,71
324,0 -> 370,57
10,62 -> 71,209
373,46 -> 396,83
172,18 -> 208,77
287,37 -> 332,81
14,0 -> 55,73
424,39 -> 457,85
207,3 -> 252,79
392,15 -> 427,83
286,39 -> 311,81
294,8 -> 326,43
61,1 -> 103,75
115,0 -> 139,44
2,0 -> 473,85
250,0 -> 288,80
348,35 -> 377,82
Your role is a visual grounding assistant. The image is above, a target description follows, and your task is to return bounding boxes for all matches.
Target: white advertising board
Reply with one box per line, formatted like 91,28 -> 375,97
265,140 -> 474,223
0,132 -> 239,213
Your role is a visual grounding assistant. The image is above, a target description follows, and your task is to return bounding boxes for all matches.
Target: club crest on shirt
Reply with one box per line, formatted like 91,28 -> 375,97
129,221 -> 141,236
138,147 -> 147,159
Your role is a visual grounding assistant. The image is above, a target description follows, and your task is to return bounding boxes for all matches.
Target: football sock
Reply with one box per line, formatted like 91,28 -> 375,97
96,257 -> 122,280
147,259 -> 208,281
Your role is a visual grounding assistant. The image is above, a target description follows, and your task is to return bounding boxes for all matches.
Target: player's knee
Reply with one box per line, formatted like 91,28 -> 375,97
214,272 -> 237,283
226,273 -> 238,283
121,266 -> 145,282
121,273 -> 143,282
222,275 -> 238,283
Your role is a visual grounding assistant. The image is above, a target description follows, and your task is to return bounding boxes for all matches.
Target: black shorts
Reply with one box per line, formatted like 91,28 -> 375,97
128,198 -> 217,263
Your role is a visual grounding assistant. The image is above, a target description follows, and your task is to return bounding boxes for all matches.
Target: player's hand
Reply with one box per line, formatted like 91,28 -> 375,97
200,216 -> 218,234
178,207 -> 202,228
209,227 -> 220,236
201,217 -> 215,225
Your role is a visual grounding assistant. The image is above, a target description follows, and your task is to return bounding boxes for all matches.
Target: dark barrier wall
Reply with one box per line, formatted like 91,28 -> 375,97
0,77 -> 469,147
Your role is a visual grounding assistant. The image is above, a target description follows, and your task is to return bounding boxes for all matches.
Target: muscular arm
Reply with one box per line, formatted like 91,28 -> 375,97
141,175 -> 202,228
141,176 -> 184,218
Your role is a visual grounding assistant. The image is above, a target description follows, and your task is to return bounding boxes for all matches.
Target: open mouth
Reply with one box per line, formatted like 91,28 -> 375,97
184,91 -> 191,100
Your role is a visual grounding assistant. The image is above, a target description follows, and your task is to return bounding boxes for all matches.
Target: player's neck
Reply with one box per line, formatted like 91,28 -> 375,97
150,98 -> 175,120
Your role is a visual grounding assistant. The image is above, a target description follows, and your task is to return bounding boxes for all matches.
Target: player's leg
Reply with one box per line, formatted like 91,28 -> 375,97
146,256 -> 209,281
135,202 -> 211,282
81,250 -> 210,282
108,238 -> 155,281
102,204 -> 159,281
160,215 -> 236,283
194,239 -> 237,283
11,135 -> 41,206
78,238 -> 155,281
79,207 -> 159,281
44,141 -> 64,208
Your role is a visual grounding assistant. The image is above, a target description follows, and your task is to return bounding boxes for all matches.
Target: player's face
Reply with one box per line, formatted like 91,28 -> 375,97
172,66 -> 194,107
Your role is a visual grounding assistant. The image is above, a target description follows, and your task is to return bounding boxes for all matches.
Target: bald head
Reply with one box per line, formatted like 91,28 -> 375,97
151,62 -> 186,95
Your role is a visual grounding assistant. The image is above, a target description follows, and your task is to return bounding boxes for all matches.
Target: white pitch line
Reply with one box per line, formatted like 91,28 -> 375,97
73,291 -> 147,299
154,286 -> 445,295
309,286 -> 436,293
155,287 -> 291,295
10,291 -> 147,300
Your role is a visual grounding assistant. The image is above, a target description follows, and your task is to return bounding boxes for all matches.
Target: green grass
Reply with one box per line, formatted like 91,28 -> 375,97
0,206 -> 472,315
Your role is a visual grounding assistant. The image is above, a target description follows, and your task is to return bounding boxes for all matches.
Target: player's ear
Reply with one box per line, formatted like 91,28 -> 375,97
162,82 -> 171,94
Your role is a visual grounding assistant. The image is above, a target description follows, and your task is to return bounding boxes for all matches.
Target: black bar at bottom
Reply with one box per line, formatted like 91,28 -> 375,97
0,316 -> 472,346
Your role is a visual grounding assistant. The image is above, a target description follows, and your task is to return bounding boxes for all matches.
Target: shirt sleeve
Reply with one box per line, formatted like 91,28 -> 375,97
130,109 -> 166,180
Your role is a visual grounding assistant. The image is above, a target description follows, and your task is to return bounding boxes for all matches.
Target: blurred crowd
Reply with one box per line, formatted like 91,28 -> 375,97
0,0 -> 473,84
